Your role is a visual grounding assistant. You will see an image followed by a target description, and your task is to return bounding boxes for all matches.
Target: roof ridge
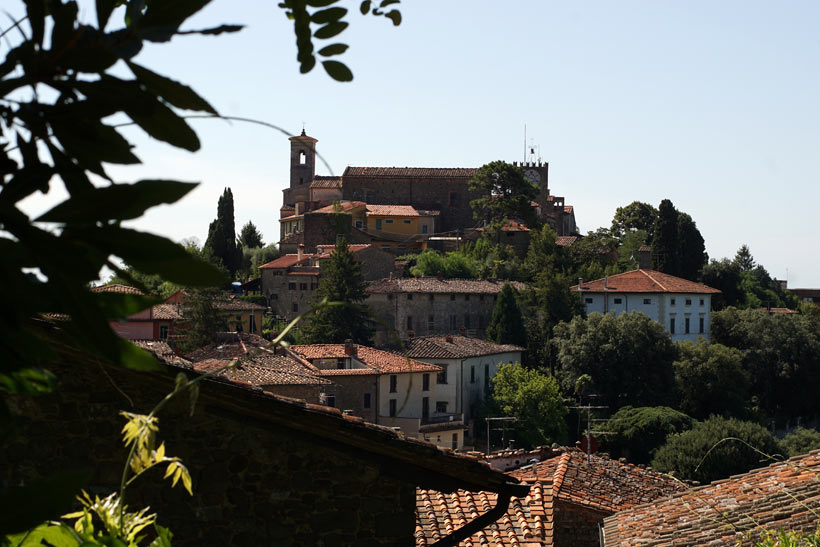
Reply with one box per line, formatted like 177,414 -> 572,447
641,269 -> 669,292
551,453 -> 571,494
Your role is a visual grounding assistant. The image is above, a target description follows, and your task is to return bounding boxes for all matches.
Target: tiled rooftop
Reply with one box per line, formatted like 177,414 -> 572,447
193,354 -> 331,387
758,307 -> 799,314
602,450 -> 820,546
214,298 -> 268,311
366,204 -> 422,217
132,340 -> 191,367
290,344 -> 442,374
572,269 -> 721,294
477,220 -> 531,232
311,201 -> 366,214
185,333 -> 272,362
309,176 -> 342,189
554,236 -> 577,247
91,284 -> 145,295
151,303 -> 183,320
315,244 -> 372,256
405,336 -> 524,360
367,278 -> 529,295
259,254 -> 313,269
344,166 -> 480,178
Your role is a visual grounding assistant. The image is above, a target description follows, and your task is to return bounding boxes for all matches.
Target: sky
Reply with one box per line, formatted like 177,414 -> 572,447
17,1 -> 820,286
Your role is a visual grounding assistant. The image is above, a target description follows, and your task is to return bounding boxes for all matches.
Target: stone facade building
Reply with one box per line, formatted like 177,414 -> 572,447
365,277 -> 529,346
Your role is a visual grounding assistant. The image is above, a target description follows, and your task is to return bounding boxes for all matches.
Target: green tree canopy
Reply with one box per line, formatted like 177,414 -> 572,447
487,283 -> 527,347
176,289 -> 229,354
700,258 -> 744,309
552,312 -> 678,409
469,161 -> 539,229
610,201 -> 658,243
734,244 -> 756,272
651,416 -> 781,484
409,250 -> 478,279
303,237 -> 374,344
779,427 -> 820,458
238,221 -> 265,249
677,212 -> 707,280
674,340 -> 750,420
488,362 -> 567,449
600,406 -> 694,465
650,200 -> 706,280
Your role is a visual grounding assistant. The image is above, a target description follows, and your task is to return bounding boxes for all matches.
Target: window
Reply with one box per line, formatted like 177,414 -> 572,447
407,294 -> 413,300
363,393 -> 371,409
299,150 -> 306,164
643,298 -> 652,305
159,325 -> 169,340
376,219 -> 383,230
288,282 -> 296,290
422,397 -> 429,420
403,219 -> 411,224
270,294 -> 278,301
470,366 -> 475,383
292,302 -> 299,313
406,315 -> 413,330
670,317 -> 676,334
381,244 -> 391,251
685,317 -> 690,334
389,375 -> 397,393
325,394 -> 336,408
299,282 -> 307,290
336,358 -> 345,369
422,374 -> 430,391
437,366 -> 447,384
465,294 -> 470,301
699,316 -> 705,333
452,433 -> 458,450
700,298 -> 705,306
385,219 -> 394,224
422,224 -> 428,234
355,220 -> 363,229
436,401 -> 448,413
671,298 -> 676,306
428,315 -> 435,331
389,399 -> 397,417
464,314 -> 471,329
448,191 -> 459,207
585,297 -> 593,304
685,298 -> 692,306
484,364 -> 490,391
249,314 -> 257,333
450,294 -> 456,301
614,298 -> 622,304
479,295 -> 484,301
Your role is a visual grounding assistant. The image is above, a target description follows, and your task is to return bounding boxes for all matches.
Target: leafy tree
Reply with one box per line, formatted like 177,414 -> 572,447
523,224 -> 572,280
552,312 -> 678,409
204,188 -> 242,277
651,199 -> 681,275
238,221 -> 265,249
610,201 -> 658,243
243,244 -> 280,279
600,406 -> 694,465
616,229 -> 650,271
409,249 -> 478,279
701,258 -> 744,309
303,237 -> 374,344
651,416 -> 781,484
712,308 -> 820,424
734,244 -> 756,272
176,290 -> 229,354
521,273 -> 584,371
674,340 -> 750,420
487,283 -> 527,347
779,427 -> 820,458
488,362 -> 567,449
567,228 -> 620,281
469,161 -> 539,230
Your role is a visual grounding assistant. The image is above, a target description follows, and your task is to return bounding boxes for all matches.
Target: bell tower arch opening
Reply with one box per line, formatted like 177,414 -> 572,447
285,129 -> 318,206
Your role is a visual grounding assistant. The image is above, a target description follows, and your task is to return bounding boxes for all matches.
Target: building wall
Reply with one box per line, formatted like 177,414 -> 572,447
378,371 -> 438,420
322,374 -> 379,423
367,215 -> 419,237
110,321 -> 154,340
263,272 -> 319,318
552,502 -> 610,547
460,352 -> 521,424
3,360 -> 417,547
580,293 -> 711,342
310,187 -> 342,202
259,383 -> 323,403
367,292 -> 498,346
223,310 -> 265,335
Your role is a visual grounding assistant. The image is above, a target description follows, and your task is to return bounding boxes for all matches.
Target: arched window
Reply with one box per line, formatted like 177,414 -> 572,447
299,150 -> 306,164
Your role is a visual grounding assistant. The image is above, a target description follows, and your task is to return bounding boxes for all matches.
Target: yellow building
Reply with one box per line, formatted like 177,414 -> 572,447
365,204 -> 437,254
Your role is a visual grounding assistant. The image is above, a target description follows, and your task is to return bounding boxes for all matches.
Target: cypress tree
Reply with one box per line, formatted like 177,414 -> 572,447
486,283 -> 527,347
677,212 -> 706,280
651,199 -> 680,275
303,237 -> 374,344
204,188 -> 242,277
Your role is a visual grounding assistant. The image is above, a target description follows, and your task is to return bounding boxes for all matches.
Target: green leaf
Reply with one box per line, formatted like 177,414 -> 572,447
37,180 -> 198,224
0,367 -> 58,395
311,7 -> 347,24
384,9 -> 401,25
128,62 -> 217,114
317,43 -> 348,57
150,524 -> 174,547
360,1 -> 371,15
50,115 -> 140,172
4,522 -> 81,547
314,21 -> 348,39
322,60 -> 353,82
118,338 -> 163,371
97,0 -> 117,30
127,95 -> 201,151
0,470 -> 91,536
90,292 -> 160,320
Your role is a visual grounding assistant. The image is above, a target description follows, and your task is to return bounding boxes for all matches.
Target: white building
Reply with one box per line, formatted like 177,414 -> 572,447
572,269 -> 721,342
402,335 -> 524,438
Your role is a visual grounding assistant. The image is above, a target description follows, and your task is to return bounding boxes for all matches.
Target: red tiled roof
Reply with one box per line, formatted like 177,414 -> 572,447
214,298 -> 268,311
91,284 -> 145,295
290,345 -> 442,374
572,269 -> 721,294
602,450 -> 820,547
259,254 -> 312,269
367,278 -> 529,295
310,201 -> 366,214
344,167 -> 479,178
315,244 -> 372,256
555,236 -> 577,247
309,176 -> 342,189
637,245 -> 652,252
132,340 -> 191,367
185,333 -> 272,362
563,205 -> 573,214
405,336 -> 524,359
151,303 -> 183,320
193,354 -> 332,387
758,307 -> 799,314
366,204 -> 421,217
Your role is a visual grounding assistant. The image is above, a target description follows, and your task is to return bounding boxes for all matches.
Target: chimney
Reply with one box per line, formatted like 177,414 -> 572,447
458,326 -> 466,335
578,277 -> 583,291
344,339 -> 357,356
297,243 -> 304,261
436,271 -> 443,281
445,335 -> 453,343
604,275 -> 608,290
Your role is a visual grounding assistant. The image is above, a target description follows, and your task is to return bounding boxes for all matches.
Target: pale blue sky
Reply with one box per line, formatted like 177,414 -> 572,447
18,1 -> 820,286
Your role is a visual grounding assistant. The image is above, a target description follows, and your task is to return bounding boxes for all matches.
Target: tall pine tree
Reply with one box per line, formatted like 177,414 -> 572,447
303,237 -> 374,344
204,188 -> 242,277
486,283 -> 527,347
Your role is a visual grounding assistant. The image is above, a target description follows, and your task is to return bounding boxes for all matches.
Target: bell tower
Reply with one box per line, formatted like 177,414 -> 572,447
284,129 -> 318,206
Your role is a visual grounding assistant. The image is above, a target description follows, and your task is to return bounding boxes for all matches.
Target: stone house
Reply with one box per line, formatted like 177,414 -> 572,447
365,277 -> 529,346
3,331 -> 529,546
259,243 -> 395,319
602,450 -> 820,546
416,447 -> 684,547
91,284 -> 183,341
290,342 -> 468,450
572,269 -> 721,342
403,335 -> 524,433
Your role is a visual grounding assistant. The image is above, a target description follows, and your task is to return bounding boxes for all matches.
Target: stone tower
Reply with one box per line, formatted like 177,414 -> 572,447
282,130 -> 318,206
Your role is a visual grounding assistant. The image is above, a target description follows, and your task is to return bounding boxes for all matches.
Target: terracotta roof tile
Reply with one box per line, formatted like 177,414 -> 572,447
91,284 -> 144,295
214,298 -> 268,311
405,336 -> 524,359
310,201 -> 366,214
151,303 -> 183,320
554,236 -> 577,247
315,244 -> 372,255
344,166 -> 479,178
259,254 -> 313,269
132,340 -> 191,367
602,451 -> 820,546
367,278 -> 529,295
193,353 -> 332,387
758,307 -> 799,314
366,204 -> 421,216
572,269 -> 721,294
290,344 -> 442,374
309,176 -> 342,189
637,245 -> 652,252
563,206 -> 573,214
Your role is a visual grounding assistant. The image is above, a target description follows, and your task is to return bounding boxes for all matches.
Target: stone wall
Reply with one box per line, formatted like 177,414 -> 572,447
552,501 -> 609,547
323,374 -> 379,423
2,359 -> 417,546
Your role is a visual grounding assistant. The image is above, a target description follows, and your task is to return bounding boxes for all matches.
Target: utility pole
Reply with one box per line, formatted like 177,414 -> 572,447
485,416 -> 516,456
570,403 -> 613,464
